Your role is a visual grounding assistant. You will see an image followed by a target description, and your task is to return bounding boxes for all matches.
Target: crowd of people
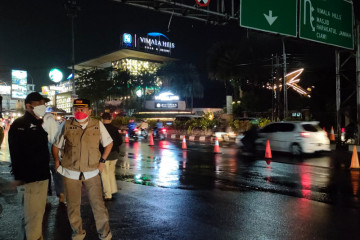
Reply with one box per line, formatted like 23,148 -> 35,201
8,92 -> 123,240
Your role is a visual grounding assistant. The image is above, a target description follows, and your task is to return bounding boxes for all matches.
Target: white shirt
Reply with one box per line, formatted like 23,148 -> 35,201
53,119 -> 113,180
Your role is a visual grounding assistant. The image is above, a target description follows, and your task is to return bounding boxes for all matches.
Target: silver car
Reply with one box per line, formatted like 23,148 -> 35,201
256,121 -> 330,155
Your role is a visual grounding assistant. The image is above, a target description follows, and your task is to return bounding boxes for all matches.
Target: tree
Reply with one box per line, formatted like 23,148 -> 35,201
111,69 -> 133,98
207,42 -> 246,100
76,68 -> 113,114
157,62 -> 204,111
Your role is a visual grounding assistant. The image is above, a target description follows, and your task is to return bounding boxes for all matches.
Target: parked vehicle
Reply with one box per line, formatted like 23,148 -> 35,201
255,121 -> 330,155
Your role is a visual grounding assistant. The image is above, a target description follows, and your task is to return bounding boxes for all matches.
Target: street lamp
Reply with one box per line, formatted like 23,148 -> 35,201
64,0 -> 80,99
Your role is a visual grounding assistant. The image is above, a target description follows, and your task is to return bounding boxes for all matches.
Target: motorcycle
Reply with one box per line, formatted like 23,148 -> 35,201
153,127 -> 167,140
137,128 -> 148,139
128,128 -> 139,141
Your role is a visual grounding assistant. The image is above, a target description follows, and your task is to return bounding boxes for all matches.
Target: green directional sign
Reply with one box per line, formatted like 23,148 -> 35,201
240,0 -> 297,37
299,0 -> 354,49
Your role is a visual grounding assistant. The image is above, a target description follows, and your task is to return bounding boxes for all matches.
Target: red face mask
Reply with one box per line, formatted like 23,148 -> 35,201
74,112 -> 88,122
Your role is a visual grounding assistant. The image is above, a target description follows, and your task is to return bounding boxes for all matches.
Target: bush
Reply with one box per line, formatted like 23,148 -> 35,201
259,118 -> 271,128
229,120 -> 252,133
111,116 -> 136,128
171,118 -> 220,134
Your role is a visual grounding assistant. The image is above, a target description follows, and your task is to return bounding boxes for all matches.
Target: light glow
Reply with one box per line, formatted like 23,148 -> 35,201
155,91 -> 179,101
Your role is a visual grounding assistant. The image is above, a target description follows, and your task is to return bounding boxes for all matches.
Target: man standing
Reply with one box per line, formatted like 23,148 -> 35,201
100,112 -> 122,200
52,99 -> 113,240
8,92 -> 50,240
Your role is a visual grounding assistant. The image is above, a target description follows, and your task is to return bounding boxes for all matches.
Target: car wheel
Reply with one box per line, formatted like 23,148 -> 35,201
290,143 -> 302,156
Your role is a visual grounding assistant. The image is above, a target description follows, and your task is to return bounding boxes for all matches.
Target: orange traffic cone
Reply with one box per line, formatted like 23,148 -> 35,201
350,146 -> 360,169
125,131 -> 129,143
329,126 -> 335,141
214,137 -> 221,154
182,136 -> 187,150
149,132 -> 154,146
265,140 -> 272,159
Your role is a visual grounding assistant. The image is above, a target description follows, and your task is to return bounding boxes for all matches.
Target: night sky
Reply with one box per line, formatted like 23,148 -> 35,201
0,0 -> 358,108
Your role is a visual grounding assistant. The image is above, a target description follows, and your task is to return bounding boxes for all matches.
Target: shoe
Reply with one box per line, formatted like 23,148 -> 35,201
59,193 -> 65,203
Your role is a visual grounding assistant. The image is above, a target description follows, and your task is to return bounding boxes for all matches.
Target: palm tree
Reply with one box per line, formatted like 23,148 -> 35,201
207,42 -> 247,100
157,62 -> 204,111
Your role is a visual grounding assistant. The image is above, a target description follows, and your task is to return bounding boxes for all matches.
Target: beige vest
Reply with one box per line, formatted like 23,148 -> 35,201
62,118 -> 101,172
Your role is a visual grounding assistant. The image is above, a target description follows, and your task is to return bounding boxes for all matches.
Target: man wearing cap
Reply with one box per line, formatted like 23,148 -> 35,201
52,99 -> 113,240
8,92 -> 50,240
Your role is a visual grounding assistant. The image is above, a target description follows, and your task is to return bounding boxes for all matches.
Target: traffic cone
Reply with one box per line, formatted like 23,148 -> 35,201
350,146 -> 360,169
182,136 -> 187,150
149,132 -> 154,146
214,137 -> 221,154
265,140 -> 272,159
125,131 -> 129,143
329,126 -> 335,141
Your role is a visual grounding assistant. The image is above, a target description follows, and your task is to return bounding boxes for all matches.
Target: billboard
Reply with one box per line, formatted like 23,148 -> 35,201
0,86 -> 11,95
11,70 -> 27,99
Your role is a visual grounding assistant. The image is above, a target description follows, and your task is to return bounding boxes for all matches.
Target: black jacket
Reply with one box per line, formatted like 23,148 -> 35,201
8,111 -> 50,183
100,123 -> 123,160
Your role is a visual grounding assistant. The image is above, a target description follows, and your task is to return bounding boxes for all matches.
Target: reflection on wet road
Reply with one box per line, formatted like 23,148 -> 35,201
118,139 -> 360,208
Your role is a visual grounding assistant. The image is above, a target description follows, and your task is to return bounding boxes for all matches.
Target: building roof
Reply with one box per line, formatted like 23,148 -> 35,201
74,48 -> 177,70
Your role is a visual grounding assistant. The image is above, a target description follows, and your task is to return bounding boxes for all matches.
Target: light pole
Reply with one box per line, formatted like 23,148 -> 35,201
64,0 -> 80,99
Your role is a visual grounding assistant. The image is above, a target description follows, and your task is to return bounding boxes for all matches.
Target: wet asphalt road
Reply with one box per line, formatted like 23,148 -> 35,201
1,132 -> 360,239
119,139 -> 359,208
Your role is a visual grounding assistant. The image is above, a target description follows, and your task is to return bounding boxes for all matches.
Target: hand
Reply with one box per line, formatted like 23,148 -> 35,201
55,160 -> 60,172
98,162 -> 105,173
10,180 -> 24,189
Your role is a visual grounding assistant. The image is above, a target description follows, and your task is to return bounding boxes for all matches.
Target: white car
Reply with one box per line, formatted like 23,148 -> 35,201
256,121 -> 330,155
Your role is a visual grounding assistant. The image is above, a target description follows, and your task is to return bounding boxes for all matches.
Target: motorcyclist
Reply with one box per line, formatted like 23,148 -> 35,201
138,119 -> 149,130
344,121 -> 357,143
137,120 -> 149,139
241,124 -> 259,154
153,119 -> 163,137
127,119 -> 137,136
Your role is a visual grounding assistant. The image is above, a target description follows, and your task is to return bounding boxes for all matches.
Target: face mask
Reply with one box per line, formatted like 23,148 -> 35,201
33,105 -> 46,117
74,112 -> 88,123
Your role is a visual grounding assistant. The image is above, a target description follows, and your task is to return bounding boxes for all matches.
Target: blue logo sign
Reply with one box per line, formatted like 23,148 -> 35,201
147,32 -> 169,40
123,33 -> 132,47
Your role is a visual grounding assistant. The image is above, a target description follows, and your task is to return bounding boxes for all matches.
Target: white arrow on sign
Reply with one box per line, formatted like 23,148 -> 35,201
264,10 -> 278,26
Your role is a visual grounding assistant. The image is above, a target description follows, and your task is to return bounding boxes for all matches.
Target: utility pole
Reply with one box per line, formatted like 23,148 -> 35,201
64,0 -> 80,99
282,38 -> 287,119
356,20 -> 360,144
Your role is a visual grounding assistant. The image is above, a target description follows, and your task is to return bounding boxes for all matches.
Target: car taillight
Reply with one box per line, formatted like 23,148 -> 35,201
134,128 -> 138,132
300,132 -> 310,138
161,128 -> 167,133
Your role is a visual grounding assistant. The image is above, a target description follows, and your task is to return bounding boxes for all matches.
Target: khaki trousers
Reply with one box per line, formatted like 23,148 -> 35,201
63,175 -> 112,240
101,160 -> 118,199
18,179 -> 49,240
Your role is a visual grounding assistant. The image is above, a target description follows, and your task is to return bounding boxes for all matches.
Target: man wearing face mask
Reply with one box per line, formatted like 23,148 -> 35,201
8,91 -> 50,240
52,99 -> 113,240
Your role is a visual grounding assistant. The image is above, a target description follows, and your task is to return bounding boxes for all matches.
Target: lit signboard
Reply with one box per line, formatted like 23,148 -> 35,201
56,93 -> 72,113
122,32 -> 175,54
155,102 -> 178,109
49,68 -> 63,83
11,70 -> 27,99
123,33 -> 132,47
0,86 -> 11,95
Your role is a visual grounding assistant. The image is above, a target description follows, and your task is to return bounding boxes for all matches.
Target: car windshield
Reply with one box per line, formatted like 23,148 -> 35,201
302,124 -> 321,132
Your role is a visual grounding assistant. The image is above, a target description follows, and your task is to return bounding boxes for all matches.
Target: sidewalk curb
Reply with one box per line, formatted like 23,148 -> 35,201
168,134 -> 236,142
